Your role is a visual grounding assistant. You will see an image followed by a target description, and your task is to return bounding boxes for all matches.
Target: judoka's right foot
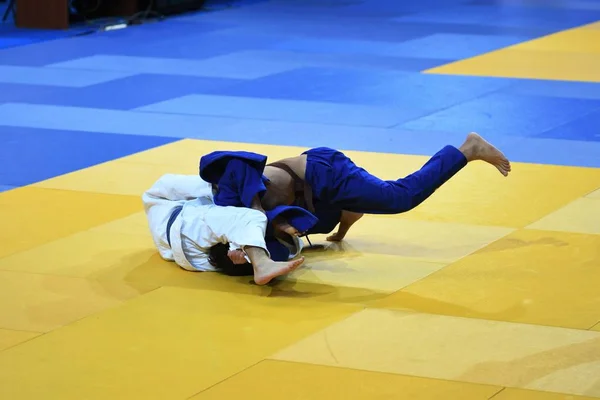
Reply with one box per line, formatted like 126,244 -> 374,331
460,132 -> 511,176
254,257 -> 305,285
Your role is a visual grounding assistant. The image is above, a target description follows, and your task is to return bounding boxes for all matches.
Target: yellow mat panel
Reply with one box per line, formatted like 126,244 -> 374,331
306,215 -> 514,263
0,187 -> 143,258
34,160 -> 194,196
271,308 -> 600,397
586,188 -> 600,199
396,162 -> 600,228
0,216 -> 436,303
0,270 -> 154,332
511,26 -> 600,54
190,360 -> 503,400
427,49 -> 600,82
527,197 -> 600,235
426,22 -> 600,82
290,253 -> 446,292
0,287 -> 361,400
0,329 -> 40,352
121,139 -> 311,167
372,229 -> 600,329
495,388 -> 600,400
581,21 -> 600,30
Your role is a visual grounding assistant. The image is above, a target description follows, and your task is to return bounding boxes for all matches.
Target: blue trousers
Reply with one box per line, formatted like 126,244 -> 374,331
211,146 -> 468,234
304,145 -> 468,214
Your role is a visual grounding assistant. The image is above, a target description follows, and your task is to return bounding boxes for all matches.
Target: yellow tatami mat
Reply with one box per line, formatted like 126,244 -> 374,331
1,139 -> 599,399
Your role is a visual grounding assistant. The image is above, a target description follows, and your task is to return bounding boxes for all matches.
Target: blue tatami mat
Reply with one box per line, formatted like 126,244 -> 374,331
0,185 -> 15,193
48,54 -> 303,80
0,126 -> 177,187
0,65 -> 135,87
0,75 -> 243,110
0,103 -> 239,139
272,33 -> 529,61
539,110 -> 600,142
214,67 -> 515,109
394,4 -> 600,30
401,93 -> 600,137
136,94 -> 411,127
1,0 -> 600,184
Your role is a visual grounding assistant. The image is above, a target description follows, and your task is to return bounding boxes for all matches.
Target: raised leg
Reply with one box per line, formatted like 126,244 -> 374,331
325,132 -> 510,215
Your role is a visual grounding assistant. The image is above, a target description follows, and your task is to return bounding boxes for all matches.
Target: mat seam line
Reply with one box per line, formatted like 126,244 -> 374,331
488,387 -> 506,399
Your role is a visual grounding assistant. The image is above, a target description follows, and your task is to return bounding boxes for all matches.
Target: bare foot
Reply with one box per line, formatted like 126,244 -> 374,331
253,257 -> 305,285
327,232 -> 346,242
326,211 -> 363,242
460,132 -> 512,176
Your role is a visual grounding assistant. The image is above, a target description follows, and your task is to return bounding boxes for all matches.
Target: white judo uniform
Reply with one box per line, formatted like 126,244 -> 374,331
142,174 -> 303,271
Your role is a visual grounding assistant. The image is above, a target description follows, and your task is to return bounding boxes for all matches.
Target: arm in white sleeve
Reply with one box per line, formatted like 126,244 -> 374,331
142,174 -> 214,212
205,205 -> 270,258
143,174 -> 213,202
179,236 -> 215,272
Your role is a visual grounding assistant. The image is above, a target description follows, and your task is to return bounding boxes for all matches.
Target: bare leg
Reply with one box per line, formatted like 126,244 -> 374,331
459,132 -> 511,176
245,246 -> 305,285
327,211 -> 364,242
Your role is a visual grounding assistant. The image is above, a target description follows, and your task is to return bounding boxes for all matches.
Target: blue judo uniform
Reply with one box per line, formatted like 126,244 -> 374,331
198,150 -> 319,259
199,146 -> 468,235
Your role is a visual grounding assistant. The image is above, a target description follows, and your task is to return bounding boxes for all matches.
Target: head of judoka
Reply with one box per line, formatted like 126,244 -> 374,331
208,243 -> 254,276
207,228 -> 302,277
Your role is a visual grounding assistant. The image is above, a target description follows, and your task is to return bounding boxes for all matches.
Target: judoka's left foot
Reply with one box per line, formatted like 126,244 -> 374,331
460,132 -> 511,177
327,211 -> 363,241
327,232 -> 346,242
254,257 -> 305,285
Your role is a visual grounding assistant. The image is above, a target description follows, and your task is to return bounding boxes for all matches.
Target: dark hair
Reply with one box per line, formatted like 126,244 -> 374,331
208,243 -> 254,276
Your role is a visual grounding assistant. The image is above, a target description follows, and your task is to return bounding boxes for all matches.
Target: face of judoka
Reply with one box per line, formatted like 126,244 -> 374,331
227,249 -> 248,265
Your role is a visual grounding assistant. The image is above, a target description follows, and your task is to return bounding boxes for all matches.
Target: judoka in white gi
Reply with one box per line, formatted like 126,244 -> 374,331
142,174 -> 310,285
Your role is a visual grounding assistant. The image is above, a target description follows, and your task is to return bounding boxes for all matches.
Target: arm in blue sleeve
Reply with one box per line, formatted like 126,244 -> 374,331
213,159 -> 268,209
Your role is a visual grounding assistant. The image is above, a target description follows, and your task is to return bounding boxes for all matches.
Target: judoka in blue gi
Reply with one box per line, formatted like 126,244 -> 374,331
142,174 -> 317,285
199,133 -> 511,242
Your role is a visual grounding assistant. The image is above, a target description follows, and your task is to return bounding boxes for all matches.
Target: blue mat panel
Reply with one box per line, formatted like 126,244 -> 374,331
0,65 -> 135,87
0,185 -> 15,193
538,110 -> 600,142
136,94 -> 413,127
400,93 -> 600,137
505,80 -> 600,100
1,0 -> 599,171
0,75 -> 243,110
48,54 -> 304,80
0,103 -> 239,139
206,49 -> 452,73
0,126 -> 177,187
215,67 -> 515,109
505,137 -> 600,168
394,5 -> 600,30
273,33 -> 528,60
214,120 -> 521,156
